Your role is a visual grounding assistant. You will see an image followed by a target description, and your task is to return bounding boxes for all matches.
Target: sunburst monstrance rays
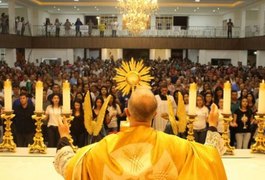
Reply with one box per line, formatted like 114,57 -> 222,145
113,58 -> 153,96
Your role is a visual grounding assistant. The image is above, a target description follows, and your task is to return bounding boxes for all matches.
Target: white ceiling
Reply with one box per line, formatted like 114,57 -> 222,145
0,0 -> 262,15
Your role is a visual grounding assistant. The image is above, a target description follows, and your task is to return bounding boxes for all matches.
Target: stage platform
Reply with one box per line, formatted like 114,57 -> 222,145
0,148 -> 264,180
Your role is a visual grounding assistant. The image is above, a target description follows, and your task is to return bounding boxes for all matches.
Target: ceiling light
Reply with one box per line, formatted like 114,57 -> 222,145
53,6 -> 56,8
74,6 -> 76,8
77,8 -> 80,11
57,8 -> 60,11
195,0 -> 200,2
217,8 -> 220,10
213,10 -> 216,12
194,9 -> 197,12
74,0 -> 79,2
0,1 -> 2,3
197,7 -> 200,10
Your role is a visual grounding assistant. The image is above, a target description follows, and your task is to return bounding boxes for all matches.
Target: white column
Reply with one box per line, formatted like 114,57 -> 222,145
150,15 -> 156,30
240,9 -> 246,37
8,0 -> 16,34
259,4 -> 265,36
5,49 -> 16,67
27,8 -> 34,36
239,50 -> 248,66
198,50 -> 207,65
101,48 -> 108,60
117,49 -> 123,60
165,49 -> 171,59
256,51 -> 265,67
66,49 -> 74,65
150,49 -> 156,60
117,15 -> 123,30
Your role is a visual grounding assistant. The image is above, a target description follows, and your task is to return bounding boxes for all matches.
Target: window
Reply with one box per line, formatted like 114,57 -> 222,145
156,16 -> 173,30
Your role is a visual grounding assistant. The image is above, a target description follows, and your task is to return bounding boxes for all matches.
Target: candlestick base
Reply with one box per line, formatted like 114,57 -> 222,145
62,113 -> 78,152
29,112 -> 47,154
221,113 -> 235,155
251,113 -> 265,154
0,111 -> 16,152
187,114 -> 196,142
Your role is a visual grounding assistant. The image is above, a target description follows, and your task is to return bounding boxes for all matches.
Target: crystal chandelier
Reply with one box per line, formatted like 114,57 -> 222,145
118,0 -> 158,35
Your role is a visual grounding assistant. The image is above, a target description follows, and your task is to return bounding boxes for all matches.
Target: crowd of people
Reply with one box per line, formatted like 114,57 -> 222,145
0,56 -> 264,149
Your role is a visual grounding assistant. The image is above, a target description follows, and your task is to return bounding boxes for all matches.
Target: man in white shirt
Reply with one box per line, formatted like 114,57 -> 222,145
153,84 -> 177,131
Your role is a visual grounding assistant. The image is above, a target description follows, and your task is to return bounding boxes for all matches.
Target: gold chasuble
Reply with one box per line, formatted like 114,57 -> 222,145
65,126 -> 227,180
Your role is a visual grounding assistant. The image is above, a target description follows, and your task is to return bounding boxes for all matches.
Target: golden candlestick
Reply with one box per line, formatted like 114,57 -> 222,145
0,111 -> 16,152
28,112 -> 47,154
221,113 -> 235,155
187,114 -> 196,141
251,113 -> 265,153
62,113 -> 78,152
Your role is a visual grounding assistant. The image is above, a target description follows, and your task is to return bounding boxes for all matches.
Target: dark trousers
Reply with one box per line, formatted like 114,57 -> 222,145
194,128 -> 207,144
100,31 -> 104,37
76,27 -> 81,37
55,28 -> 60,37
72,132 -> 87,148
230,126 -> 236,146
16,132 -> 34,147
47,126 -> 60,147
228,30 -> 232,38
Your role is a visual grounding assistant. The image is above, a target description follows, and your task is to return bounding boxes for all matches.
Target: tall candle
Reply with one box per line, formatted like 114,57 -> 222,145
223,81 -> 231,114
62,81 -> 71,114
35,81 -> 43,112
188,83 -> 197,115
258,80 -> 265,114
4,79 -> 12,112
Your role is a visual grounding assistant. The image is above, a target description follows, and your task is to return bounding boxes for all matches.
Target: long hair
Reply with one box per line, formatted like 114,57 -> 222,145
109,94 -> 118,109
94,96 -> 104,109
72,99 -> 84,116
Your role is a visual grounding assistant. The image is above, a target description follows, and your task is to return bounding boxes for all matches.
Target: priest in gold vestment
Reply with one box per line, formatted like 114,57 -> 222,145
54,88 -> 227,180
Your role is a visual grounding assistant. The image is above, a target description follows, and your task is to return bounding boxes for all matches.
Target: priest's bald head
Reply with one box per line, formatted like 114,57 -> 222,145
126,88 -> 157,125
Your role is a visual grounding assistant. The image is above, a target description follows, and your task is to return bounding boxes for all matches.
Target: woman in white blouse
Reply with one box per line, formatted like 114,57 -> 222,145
107,94 -> 122,134
194,94 -> 209,144
45,93 -> 62,147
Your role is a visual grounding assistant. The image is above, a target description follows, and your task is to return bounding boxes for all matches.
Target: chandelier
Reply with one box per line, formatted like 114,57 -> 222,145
118,0 -> 158,35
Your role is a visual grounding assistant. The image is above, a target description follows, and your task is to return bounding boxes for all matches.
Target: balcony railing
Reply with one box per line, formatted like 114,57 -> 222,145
2,24 -> 265,38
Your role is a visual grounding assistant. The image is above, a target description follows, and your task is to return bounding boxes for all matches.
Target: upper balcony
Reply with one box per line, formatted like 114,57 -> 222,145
0,25 -> 265,50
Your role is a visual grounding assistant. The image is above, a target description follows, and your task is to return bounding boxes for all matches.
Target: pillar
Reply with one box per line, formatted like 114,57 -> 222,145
150,15 -> 156,30
165,49 -> 171,59
117,49 -> 123,60
150,49 -> 155,60
101,48 -> 108,60
27,7 -> 34,36
256,51 -> 265,67
5,49 -> 16,67
8,0 -> 16,34
117,15 -> 123,31
239,51 -> 248,66
240,9 -> 246,38
259,4 -> 265,36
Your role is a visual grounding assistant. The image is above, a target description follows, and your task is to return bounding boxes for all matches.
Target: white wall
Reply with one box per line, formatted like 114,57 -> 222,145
199,50 -> 248,66
223,10 -> 242,26
188,49 -> 199,63
246,10 -> 259,26
74,49 -> 84,60
189,15 -> 223,27
5,49 -> 16,67
25,49 -> 74,65
256,51 -> 265,67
